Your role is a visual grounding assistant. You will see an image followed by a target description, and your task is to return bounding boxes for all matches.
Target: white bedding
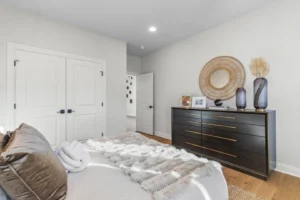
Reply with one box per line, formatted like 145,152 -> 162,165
66,146 -> 152,200
67,133 -> 228,200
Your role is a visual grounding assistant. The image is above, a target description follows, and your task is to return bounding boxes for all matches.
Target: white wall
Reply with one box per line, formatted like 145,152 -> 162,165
0,4 -> 127,137
126,75 -> 137,117
142,0 -> 300,177
127,54 -> 142,75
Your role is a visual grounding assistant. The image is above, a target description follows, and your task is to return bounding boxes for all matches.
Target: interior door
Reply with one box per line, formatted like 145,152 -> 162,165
137,72 -> 154,134
66,59 -> 104,141
15,50 -> 66,147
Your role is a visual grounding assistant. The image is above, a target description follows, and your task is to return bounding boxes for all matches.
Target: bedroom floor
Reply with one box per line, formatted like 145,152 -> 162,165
140,133 -> 300,200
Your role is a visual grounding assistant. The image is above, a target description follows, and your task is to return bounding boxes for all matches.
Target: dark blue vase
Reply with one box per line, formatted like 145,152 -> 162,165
254,77 -> 268,111
236,87 -> 246,111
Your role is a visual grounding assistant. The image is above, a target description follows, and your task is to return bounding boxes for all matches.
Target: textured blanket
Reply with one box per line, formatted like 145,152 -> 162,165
56,140 -> 90,173
87,132 -> 228,200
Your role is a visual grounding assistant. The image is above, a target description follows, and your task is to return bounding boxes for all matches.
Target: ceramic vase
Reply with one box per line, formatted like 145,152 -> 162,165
254,77 -> 268,111
236,87 -> 246,111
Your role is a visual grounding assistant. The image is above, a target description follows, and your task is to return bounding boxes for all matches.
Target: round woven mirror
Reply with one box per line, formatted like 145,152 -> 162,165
199,56 -> 245,100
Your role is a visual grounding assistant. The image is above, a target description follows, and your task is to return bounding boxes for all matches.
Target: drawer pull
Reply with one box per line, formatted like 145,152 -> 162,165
202,133 -> 237,142
216,116 -> 236,119
185,130 -> 202,135
201,122 -> 236,129
187,121 -> 201,124
185,142 -> 237,158
185,113 -> 200,116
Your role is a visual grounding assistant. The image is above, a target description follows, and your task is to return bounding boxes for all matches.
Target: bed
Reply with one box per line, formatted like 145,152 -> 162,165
67,149 -> 152,200
67,132 -> 229,200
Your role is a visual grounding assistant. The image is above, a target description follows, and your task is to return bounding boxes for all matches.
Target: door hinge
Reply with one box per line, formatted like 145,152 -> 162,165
14,104 -> 16,109
14,60 -> 19,67
102,102 -> 104,107
100,71 -> 104,76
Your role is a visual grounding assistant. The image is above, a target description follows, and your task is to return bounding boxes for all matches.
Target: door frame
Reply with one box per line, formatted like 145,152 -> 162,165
6,42 -> 106,135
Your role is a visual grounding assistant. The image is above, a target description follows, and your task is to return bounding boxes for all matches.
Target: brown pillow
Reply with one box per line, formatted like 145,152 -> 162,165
0,133 -> 4,153
0,123 -> 67,200
1,131 -> 13,150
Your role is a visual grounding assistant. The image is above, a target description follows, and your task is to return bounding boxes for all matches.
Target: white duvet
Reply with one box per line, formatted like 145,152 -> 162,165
83,132 -> 228,200
67,148 -> 152,200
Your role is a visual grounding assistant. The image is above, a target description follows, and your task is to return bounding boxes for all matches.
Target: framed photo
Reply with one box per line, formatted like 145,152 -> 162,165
180,96 -> 192,108
192,97 -> 207,108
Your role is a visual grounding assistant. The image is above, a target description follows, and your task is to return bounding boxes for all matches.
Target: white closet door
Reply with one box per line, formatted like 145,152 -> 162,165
66,59 -> 104,141
15,50 -> 66,146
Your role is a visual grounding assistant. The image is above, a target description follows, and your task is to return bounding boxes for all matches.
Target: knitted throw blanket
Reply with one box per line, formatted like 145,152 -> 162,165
87,132 -> 228,200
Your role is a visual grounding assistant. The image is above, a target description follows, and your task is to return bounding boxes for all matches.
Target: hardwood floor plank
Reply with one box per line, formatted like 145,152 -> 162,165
140,132 -> 300,200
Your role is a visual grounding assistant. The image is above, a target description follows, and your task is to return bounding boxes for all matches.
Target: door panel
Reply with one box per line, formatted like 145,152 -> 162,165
67,59 -> 103,141
137,73 -> 154,134
15,50 -> 66,147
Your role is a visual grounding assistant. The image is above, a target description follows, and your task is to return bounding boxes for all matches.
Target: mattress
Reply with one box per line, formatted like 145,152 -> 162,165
66,145 -> 152,200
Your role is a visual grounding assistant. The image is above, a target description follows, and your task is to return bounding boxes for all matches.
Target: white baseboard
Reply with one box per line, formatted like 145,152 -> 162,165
154,131 -> 171,140
275,162 -> 300,178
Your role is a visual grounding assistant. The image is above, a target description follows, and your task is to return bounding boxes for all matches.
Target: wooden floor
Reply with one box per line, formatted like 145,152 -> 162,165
140,133 -> 300,200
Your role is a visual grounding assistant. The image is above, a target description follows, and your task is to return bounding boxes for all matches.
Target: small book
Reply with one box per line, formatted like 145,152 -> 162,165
208,106 -> 229,110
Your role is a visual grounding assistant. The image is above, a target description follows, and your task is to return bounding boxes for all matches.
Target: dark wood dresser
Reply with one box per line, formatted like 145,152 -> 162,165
172,107 -> 276,180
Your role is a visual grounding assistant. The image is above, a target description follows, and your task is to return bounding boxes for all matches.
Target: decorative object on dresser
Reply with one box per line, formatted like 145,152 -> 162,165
208,105 -> 229,110
180,96 -> 192,108
214,99 -> 223,107
236,87 -> 247,111
250,57 -> 270,112
171,107 -> 276,180
199,56 -> 246,100
191,97 -> 207,108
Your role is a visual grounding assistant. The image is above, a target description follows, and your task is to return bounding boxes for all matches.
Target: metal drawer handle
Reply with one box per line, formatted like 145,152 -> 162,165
215,116 -> 236,119
185,142 -> 237,158
201,122 -> 236,129
185,130 -> 202,135
202,133 -> 237,142
185,113 -> 200,116
187,121 -> 201,124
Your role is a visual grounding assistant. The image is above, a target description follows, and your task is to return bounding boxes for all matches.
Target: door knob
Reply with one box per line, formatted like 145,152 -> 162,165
67,109 -> 75,114
57,109 -> 65,114
149,106 -> 153,109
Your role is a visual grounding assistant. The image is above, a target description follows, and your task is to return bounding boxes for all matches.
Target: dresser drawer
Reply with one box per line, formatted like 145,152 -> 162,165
173,116 -> 202,126
202,111 -> 265,126
202,127 -> 266,155
201,119 -> 266,137
200,148 -> 267,174
173,134 -> 202,154
184,141 -> 267,174
172,123 -> 202,139
173,109 -> 201,119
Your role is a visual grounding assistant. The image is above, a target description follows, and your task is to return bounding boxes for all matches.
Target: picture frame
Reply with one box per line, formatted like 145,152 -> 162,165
180,96 -> 192,108
192,97 -> 207,108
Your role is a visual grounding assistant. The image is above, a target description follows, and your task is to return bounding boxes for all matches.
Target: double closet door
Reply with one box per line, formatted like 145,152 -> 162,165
14,49 -> 105,147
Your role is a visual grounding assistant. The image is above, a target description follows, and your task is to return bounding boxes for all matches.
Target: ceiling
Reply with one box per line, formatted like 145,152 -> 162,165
0,0 -> 273,57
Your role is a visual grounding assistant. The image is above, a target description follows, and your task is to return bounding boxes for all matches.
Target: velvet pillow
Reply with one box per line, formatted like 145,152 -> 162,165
0,133 -> 9,200
0,133 -> 3,152
1,131 -> 13,150
0,123 -> 67,200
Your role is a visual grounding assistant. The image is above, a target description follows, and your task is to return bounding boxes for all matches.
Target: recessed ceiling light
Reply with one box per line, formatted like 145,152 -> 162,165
148,26 -> 157,32
141,46 -> 145,49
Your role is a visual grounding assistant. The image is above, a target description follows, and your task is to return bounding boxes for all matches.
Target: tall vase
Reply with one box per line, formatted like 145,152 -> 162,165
254,77 -> 268,112
236,87 -> 246,111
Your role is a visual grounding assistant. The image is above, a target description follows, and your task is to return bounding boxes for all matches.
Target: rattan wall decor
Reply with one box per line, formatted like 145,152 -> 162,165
199,56 -> 246,100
